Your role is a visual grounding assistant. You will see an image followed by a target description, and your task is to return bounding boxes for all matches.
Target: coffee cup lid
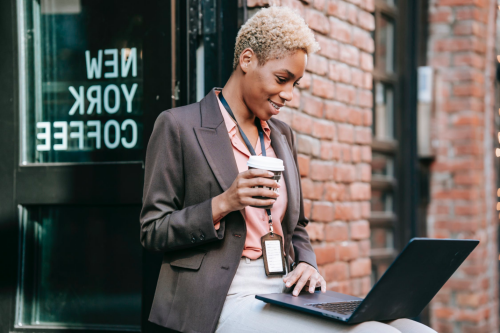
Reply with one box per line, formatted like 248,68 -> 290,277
247,156 -> 284,171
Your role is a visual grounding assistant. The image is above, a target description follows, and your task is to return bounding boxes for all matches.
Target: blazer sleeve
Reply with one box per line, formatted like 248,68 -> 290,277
140,111 -> 225,252
288,125 -> 318,271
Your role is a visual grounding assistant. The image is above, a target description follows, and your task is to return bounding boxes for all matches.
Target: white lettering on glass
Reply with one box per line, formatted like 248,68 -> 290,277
104,120 -> 120,149
86,85 -> 102,114
121,119 -> 137,149
87,120 -> 101,149
85,50 -> 103,79
36,122 -> 51,151
104,49 -> 119,78
121,48 -> 137,78
104,84 -> 120,114
69,121 -> 84,149
121,83 -> 137,113
68,86 -> 85,115
53,121 -> 68,150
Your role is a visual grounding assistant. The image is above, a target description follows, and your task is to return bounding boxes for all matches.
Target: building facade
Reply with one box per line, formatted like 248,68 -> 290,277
0,0 -> 498,332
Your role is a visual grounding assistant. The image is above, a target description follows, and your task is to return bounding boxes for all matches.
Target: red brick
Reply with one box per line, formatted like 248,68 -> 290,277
280,0 -> 305,15
337,124 -> 354,143
360,0 -> 374,12
456,7 -> 488,23
329,17 -> 352,43
320,141 -> 341,160
326,0 -> 348,20
350,258 -> 371,277
310,160 -> 335,181
340,144 -> 351,162
303,199 -> 312,219
338,241 -> 360,261
360,145 -> 371,162
454,21 -> 484,37
305,222 -> 325,241
302,94 -> 324,117
300,72 -> 312,89
324,101 -> 350,122
336,84 -> 356,105
312,77 -> 335,99
305,9 -> 330,34
433,37 -> 486,53
328,280 -> 351,294
352,27 -> 374,53
349,182 -> 370,200
306,54 -> 328,75
362,108 -> 372,126
314,245 -> 337,265
454,172 -> 482,185
325,221 -> 349,241
453,53 -> 484,69
324,262 -> 349,281
429,7 -> 452,23
452,114 -> 482,126
312,201 -> 335,222
292,112 -> 313,134
351,145 -> 361,162
350,220 -> 370,239
312,120 -> 335,140
436,0 -> 488,7
453,83 -> 484,98
434,307 -> 455,320
363,73 -> 372,90
361,201 -> 370,218
334,203 -> 354,220
357,10 -> 374,31
456,292 -> 488,307
351,68 -> 364,88
358,239 -> 370,257
354,127 -> 372,144
456,308 -> 490,323
334,164 -> 356,183
287,88 -> 301,109
324,182 -> 348,201
296,134 -> 321,156
455,204 -> 481,216
357,163 -> 371,182
297,154 -> 310,177
301,178 -> 324,200
313,0 -> 326,10
339,44 -> 360,67
328,61 -> 351,83
360,52 -> 373,71
316,34 -> 340,60
357,89 -> 373,108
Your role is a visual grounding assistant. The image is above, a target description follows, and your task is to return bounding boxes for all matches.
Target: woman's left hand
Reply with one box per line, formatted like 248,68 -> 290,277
283,262 -> 327,296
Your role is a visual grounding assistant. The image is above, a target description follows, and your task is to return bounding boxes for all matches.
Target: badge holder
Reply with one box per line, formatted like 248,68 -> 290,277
261,211 -> 286,276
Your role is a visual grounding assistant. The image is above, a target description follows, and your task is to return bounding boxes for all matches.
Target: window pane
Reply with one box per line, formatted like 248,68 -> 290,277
377,16 -> 395,74
20,0 -> 145,163
370,188 -> 393,212
16,205 -> 142,330
374,82 -> 394,139
371,153 -> 394,177
370,227 -> 394,250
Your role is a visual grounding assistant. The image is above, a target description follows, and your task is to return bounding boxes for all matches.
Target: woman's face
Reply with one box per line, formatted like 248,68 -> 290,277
241,50 -> 307,121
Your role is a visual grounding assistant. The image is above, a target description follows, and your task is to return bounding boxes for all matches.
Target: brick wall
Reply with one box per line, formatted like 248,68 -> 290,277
426,0 -> 498,332
248,0 -> 375,297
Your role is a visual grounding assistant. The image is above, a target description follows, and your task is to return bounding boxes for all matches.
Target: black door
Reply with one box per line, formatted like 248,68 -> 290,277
0,0 -> 173,332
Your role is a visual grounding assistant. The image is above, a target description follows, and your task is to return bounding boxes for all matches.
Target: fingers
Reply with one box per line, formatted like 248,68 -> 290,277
320,276 -> 326,293
244,177 -> 280,189
283,263 -> 327,296
293,268 -> 313,296
241,169 -> 275,179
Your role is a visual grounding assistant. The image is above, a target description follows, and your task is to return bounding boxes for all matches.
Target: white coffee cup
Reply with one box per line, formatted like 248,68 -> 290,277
247,156 -> 285,209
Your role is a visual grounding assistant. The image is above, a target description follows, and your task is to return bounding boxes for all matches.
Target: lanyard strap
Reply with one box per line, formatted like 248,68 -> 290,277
219,92 -> 274,234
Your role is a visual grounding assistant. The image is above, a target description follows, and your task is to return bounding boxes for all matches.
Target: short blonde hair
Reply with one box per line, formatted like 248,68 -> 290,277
233,6 -> 320,70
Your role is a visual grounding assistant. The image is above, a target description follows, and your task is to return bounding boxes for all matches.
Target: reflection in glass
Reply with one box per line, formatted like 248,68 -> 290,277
377,15 -> 394,74
374,82 -> 394,139
16,205 -> 142,330
370,188 -> 393,212
371,153 -> 394,177
20,0 -> 144,163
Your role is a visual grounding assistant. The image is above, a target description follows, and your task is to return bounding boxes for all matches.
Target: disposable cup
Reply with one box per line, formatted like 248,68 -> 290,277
247,156 -> 284,209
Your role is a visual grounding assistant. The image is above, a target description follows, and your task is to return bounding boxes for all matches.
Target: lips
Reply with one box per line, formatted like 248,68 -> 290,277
269,99 -> 283,111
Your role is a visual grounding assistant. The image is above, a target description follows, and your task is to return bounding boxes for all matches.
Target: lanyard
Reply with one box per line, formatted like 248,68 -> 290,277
219,92 -> 275,235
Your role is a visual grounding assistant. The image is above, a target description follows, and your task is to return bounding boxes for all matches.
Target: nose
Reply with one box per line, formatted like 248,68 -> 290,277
279,85 -> 294,103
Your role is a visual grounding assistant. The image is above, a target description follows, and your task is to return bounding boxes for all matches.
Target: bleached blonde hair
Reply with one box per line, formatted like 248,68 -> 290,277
233,6 -> 320,70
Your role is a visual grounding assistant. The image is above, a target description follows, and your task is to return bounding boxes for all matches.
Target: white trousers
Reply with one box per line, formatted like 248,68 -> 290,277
216,257 -> 436,333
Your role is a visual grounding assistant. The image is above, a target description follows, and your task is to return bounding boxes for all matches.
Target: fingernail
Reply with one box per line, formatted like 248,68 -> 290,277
268,172 -> 274,177
293,291 -> 298,296
286,283 -> 291,287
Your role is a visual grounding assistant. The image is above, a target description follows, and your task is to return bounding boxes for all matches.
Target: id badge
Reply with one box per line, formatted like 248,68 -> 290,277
261,232 -> 286,276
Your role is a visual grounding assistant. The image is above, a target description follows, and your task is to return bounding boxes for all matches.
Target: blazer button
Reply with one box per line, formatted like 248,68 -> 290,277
200,234 -> 205,240
190,233 -> 196,243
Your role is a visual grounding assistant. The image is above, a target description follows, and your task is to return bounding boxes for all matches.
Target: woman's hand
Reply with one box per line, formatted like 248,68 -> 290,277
283,262 -> 327,296
212,169 -> 280,221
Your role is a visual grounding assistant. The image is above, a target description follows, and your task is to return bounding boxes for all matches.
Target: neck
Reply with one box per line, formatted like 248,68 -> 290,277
221,74 -> 256,128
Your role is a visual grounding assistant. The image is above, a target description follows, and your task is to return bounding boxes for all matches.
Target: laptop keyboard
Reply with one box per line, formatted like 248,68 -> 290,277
305,300 -> 362,315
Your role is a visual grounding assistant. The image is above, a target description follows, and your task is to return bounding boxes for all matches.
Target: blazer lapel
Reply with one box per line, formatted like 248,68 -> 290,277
194,88 -> 239,192
269,123 -> 300,237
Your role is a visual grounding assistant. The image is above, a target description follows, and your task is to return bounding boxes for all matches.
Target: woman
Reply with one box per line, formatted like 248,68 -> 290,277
140,6 -> 436,333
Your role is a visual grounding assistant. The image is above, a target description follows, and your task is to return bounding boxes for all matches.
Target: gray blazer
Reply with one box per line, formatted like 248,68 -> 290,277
140,88 -> 317,333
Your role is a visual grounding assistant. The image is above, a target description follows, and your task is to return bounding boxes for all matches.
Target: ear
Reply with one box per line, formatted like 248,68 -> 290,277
238,48 -> 255,74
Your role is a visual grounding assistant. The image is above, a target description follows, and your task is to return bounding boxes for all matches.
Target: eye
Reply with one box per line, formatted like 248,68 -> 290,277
276,76 -> 286,83
293,81 -> 300,87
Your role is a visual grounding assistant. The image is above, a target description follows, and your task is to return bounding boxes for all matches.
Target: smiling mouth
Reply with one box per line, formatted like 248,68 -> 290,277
269,99 -> 283,111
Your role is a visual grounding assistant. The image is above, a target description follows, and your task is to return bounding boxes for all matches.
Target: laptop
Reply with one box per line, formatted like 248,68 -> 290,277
256,238 -> 478,324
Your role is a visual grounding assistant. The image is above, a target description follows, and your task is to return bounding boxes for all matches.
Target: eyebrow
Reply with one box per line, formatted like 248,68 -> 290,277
280,69 -> 296,79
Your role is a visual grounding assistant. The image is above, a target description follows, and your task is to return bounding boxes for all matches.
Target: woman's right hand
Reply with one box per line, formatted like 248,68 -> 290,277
212,169 -> 280,222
